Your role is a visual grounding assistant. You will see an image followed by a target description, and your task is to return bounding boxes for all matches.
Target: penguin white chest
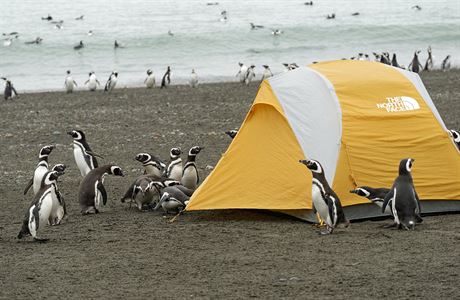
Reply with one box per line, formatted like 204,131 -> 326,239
146,75 -> 155,88
65,77 -> 75,91
33,166 -> 48,194
181,166 -> 197,189
73,144 -> 91,176
88,76 -> 97,90
311,183 -> 332,227
169,164 -> 183,181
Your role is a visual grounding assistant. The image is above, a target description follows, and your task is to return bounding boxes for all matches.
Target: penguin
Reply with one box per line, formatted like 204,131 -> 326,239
64,70 -> 78,93
408,51 -> 423,73
144,69 -> 155,88
122,176 -> 158,210
17,169 -> 65,242
380,52 -> 391,65
236,63 -> 248,83
24,145 -> 55,195
41,14 -> 53,21
165,147 -> 182,181
364,54 -> 370,61
424,46 -> 433,71
24,37 -> 43,45
441,55 -> 451,71
271,29 -> 283,35
448,129 -> 460,151
75,15 -> 84,20
304,1 -> 313,5
114,40 -> 125,49
220,10 -> 228,22
104,71 -> 118,92
382,158 -> 422,230
326,13 -> 335,19
73,40 -> 84,50
358,53 -> 365,61
87,30 -> 93,36
282,63 -> 290,72
261,65 -> 273,80
244,65 -> 256,85
225,129 -> 238,139
189,69 -> 198,88
68,130 -> 102,177
350,186 -> 392,214
2,78 -> 18,100
85,72 -> 100,91
49,164 -> 67,225
160,66 -> 171,88
135,153 -> 166,177
154,190 -> 187,214
181,146 -> 203,190
391,53 -> 401,68
250,23 -> 264,29
299,159 -> 348,234
79,165 -> 124,214
351,12 -> 359,16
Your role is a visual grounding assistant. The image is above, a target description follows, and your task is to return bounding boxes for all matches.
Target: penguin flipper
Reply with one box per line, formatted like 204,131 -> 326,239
97,182 -> 108,205
414,190 -> 423,223
23,177 -> 33,195
382,189 -> 394,213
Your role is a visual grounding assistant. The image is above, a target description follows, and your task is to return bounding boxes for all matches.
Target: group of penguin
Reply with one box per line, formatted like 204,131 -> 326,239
17,129 -> 203,242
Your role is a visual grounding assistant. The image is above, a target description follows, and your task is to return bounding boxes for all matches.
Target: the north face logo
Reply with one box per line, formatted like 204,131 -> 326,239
376,96 -> 420,112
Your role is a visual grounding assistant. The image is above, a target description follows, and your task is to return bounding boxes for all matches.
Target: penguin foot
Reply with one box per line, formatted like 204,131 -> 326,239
318,230 -> 331,235
33,237 -> 49,243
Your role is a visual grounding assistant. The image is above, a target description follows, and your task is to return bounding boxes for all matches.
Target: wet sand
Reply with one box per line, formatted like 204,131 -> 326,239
0,70 -> 459,299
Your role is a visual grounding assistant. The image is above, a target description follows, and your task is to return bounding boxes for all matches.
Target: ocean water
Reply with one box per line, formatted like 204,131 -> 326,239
0,0 -> 459,92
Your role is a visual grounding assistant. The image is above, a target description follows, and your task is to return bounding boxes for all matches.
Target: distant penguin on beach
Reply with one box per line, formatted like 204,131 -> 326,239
326,13 -> 335,19
424,46 -> 433,71
144,69 -> 155,88
114,40 -> 125,49
441,55 -> 451,71
41,14 -> 53,21
262,65 -> 273,80
189,69 -> 198,87
161,66 -> 171,88
2,78 -> 18,100
75,15 -> 84,20
244,65 -> 256,85
85,72 -> 100,91
271,29 -> 283,36
24,37 -> 42,45
408,51 -> 423,73
64,70 -> 78,93
391,53 -> 401,68
236,63 -> 248,83
104,71 -> 118,92
74,40 -> 84,50
250,23 -> 264,29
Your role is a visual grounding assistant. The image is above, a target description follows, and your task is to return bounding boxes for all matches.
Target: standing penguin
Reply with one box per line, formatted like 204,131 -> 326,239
165,147 -> 182,181
160,66 -> 171,88
144,69 -> 155,88
189,69 -> 198,88
104,71 -> 118,92
382,158 -> 422,230
448,129 -> 460,151
261,65 -> 273,80
2,78 -> 18,100
135,153 -> 166,177
391,53 -> 401,68
17,170 -> 66,242
244,65 -> 256,85
79,165 -> 124,214
236,62 -> 248,83
24,145 -> 55,195
49,164 -> 67,225
350,186 -> 391,214
441,55 -> 451,71
408,51 -> 423,73
84,72 -> 100,91
424,46 -> 433,71
299,159 -> 348,234
64,70 -> 78,93
181,146 -> 203,190
68,130 -> 102,177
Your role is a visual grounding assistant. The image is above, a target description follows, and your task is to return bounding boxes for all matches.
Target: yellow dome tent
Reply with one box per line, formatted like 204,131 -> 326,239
186,60 -> 460,221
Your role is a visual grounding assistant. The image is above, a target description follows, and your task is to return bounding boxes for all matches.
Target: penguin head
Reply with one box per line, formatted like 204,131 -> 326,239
399,158 -> 415,175
39,144 -> 55,158
66,70 -> 71,75
135,153 -> 152,164
147,69 -> 152,75
225,129 -> 238,139
109,165 -> 124,177
67,130 -> 85,141
51,164 -> 66,174
170,147 -> 182,158
189,146 -> 203,156
160,192 -> 171,203
44,170 -> 64,185
298,159 -> 323,174
349,187 -> 370,198
449,129 -> 460,143
238,62 -> 243,67
114,71 -> 118,77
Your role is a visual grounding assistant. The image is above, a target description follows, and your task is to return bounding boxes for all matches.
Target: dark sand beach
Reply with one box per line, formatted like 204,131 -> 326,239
0,70 -> 459,299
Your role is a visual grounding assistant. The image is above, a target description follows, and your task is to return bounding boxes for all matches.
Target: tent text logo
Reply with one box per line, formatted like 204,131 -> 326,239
376,96 -> 420,112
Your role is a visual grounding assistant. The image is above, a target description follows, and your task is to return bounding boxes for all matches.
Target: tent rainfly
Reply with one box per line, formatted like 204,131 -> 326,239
186,60 -> 460,221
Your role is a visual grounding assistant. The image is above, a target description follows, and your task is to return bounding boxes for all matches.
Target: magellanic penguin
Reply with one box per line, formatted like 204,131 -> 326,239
382,158 -> 423,230
121,175 -> 157,210
104,71 -> 118,92
84,72 -> 100,91
189,69 -> 198,88
236,63 -> 248,84
79,165 -> 124,214
244,65 -> 256,85
64,70 -> 78,93
144,69 -> 155,88
160,66 -> 171,88
408,51 -> 423,73
424,46 -> 433,71
225,129 -> 238,139
299,159 -> 349,234
261,65 -> 273,80
17,169 -> 66,242
165,147 -> 182,181
153,186 -> 191,214
68,130 -> 102,177
181,146 -> 203,190
391,53 -> 401,68
350,186 -> 392,214
442,55 -> 451,71
2,78 -> 18,100
24,144 -> 55,195
49,164 -> 67,225
135,153 -> 166,177
74,40 -> 84,50
448,129 -> 460,151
